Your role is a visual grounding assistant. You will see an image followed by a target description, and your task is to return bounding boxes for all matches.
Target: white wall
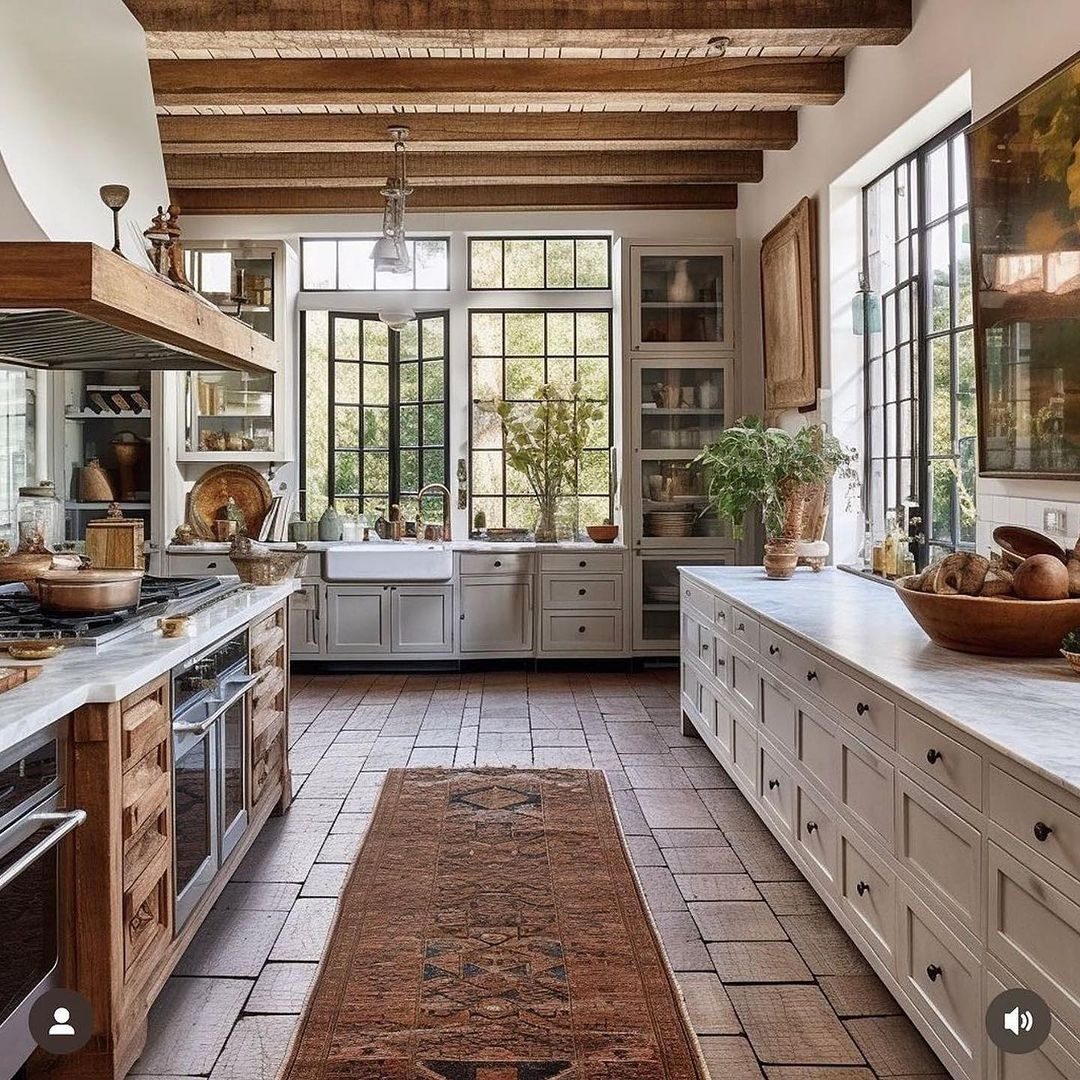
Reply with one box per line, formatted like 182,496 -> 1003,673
0,0 -> 168,247
737,0 -> 1080,563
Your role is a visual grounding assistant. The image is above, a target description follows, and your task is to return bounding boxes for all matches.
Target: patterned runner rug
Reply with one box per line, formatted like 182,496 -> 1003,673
279,768 -> 708,1080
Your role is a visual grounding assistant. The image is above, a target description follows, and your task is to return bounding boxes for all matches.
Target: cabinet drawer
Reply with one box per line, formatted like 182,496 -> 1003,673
682,660 -> 703,722
760,671 -> 796,753
897,773 -> 981,934
713,596 -> 732,636
123,839 -> 170,979
989,766 -> 1080,884
898,884 -> 981,1077
123,806 -> 168,889
730,607 -> 759,652
760,744 -> 794,836
986,967 -> 1080,1080
252,728 -> 284,807
541,551 -> 623,574
728,645 -> 759,721
840,828 -> 895,968
682,579 -> 714,620
898,710 -> 983,810
732,713 -> 757,792
797,784 -> 838,887
120,677 -> 169,772
840,729 -> 894,851
122,743 -> 170,842
988,842 -> 1080,1034
168,553 -> 234,577
542,573 -> 621,609
714,692 -> 734,756
797,701 -> 841,796
542,612 -> 622,652
252,664 -> 286,719
460,551 -> 534,575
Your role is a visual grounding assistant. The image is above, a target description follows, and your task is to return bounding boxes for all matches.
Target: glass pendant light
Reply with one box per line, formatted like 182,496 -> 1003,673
372,126 -> 412,276
851,271 -> 882,336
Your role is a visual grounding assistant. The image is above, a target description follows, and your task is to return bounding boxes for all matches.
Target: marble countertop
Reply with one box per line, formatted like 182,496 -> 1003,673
680,565 -> 1080,798
0,580 -> 299,757
167,539 -> 627,555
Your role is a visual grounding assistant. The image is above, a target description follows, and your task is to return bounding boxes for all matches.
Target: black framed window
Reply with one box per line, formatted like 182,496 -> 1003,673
469,309 -> 612,529
863,115 -> 974,563
469,236 -> 611,290
301,311 -> 449,523
300,237 -> 450,291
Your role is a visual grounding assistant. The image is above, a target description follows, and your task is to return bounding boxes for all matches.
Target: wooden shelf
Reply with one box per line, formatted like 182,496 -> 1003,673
640,407 -> 724,416
65,411 -> 151,421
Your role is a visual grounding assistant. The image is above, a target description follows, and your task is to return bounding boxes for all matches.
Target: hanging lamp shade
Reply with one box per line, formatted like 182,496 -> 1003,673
852,271 -> 882,336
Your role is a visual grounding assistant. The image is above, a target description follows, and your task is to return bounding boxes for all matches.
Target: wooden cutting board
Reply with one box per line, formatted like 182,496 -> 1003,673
0,665 -> 42,694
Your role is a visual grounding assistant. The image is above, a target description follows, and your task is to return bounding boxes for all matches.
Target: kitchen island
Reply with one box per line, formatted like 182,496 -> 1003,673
679,566 -> 1080,1080
1,579 -> 298,1080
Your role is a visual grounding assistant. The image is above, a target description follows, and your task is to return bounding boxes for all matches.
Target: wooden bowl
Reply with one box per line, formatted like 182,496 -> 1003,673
586,524 -> 620,544
992,525 -> 1067,570
895,578 -> 1080,657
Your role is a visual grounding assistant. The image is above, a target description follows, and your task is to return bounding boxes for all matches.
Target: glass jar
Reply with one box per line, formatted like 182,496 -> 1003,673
17,481 -> 63,550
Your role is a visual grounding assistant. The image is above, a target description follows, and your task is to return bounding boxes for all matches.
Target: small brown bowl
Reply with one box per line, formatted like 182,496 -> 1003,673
1062,651 -> 1080,676
993,525 -> 1067,570
7,640 -> 64,660
586,524 -> 620,544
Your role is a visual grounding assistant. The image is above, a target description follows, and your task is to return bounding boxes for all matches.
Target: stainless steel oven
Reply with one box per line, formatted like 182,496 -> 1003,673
172,631 -> 256,930
0,722 -> 85,1079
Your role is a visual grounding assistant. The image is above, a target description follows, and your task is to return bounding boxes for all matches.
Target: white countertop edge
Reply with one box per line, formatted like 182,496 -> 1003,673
0,580 -> 298,757
166,539 -> 629,554
679,565 -> 1080,801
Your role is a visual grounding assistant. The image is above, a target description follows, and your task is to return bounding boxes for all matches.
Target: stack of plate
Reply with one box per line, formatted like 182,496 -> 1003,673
644,509 -> 696,538
648,585 -> 680,605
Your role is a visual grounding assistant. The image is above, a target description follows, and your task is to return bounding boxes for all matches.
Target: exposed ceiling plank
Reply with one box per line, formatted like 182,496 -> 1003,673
159,110 -> 798,154
150,57 -> 844,108
128,1 -> 911,48
165,149 -> 763,187
173,183 -> 739,214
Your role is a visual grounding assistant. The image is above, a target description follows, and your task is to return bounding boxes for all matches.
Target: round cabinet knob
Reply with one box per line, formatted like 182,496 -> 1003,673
926,964 -> 943,982
578,588 -> 587,596
806,670 -> 818,683
685,589 -> 691,598
769,644 -> 779,656
578,626 -> 586,634
494,560 -> 502,567
208,561 -> 218,569
1033,821 -> 1054,843
805,822 -> 818,835
926,748 -> 943,765
856,702 -> 870,716
737,622 -> 745,632
856,880 -> 870,897
702,643 -> 710,652
579,560 -> 587,567
768,779 -> 780,790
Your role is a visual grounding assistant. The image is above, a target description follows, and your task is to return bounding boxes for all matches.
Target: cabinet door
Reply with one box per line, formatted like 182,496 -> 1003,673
289,583 -> 322,656
391,586 -> 454,654
459,578 -> 533,653
326,586 -> 390,654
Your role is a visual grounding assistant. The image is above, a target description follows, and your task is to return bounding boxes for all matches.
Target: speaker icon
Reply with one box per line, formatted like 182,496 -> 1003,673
1003,1006 -> 1034,1036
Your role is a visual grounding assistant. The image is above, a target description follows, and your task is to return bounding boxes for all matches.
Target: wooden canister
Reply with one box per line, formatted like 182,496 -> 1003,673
85,503 -> 144,570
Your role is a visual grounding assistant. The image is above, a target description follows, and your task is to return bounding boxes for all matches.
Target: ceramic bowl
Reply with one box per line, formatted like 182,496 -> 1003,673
993,525 -> 1067,570
586,525 -> 620,544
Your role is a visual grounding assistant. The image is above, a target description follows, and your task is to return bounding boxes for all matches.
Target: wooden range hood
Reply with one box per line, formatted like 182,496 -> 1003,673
0,242 -> 277,374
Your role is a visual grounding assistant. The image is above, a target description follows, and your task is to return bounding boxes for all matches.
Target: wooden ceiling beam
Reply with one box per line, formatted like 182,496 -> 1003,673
150,56 -> 844,108
165,149 -> 764,187
158,110 -> 799,154
173,183 -> 739,214
129,2 -> 911,48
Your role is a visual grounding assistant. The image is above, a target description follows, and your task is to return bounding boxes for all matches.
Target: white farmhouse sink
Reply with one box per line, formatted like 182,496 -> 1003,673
323,542 -> 453,583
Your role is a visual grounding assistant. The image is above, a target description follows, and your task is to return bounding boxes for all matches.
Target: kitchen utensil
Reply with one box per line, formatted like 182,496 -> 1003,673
993,525 -> 1067,570
35,568 -> 144,615
77,458 -> 115,503
0,665 -> 42,693
188,464 -> 273,540
586,525 -> 620,544
6,641 -> 63,660
85,503 -> 144,570
895,577 -> 1080,657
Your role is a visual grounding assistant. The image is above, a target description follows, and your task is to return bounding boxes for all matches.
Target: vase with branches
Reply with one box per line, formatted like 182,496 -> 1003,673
482,382 -> 605,542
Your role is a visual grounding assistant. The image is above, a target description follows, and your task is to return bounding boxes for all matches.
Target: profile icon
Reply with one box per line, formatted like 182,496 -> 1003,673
48,1007 -> 75,1036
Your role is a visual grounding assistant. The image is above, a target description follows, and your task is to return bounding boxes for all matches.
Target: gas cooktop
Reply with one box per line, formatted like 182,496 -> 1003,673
0,575 -> 242,647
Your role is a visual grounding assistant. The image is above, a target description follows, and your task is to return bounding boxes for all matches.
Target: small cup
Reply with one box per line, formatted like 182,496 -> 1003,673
158,615 -> 191,638
214,519 -> 238,541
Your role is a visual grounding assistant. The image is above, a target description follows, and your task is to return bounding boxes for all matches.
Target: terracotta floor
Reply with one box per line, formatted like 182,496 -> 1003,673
131,669 -> 947,1080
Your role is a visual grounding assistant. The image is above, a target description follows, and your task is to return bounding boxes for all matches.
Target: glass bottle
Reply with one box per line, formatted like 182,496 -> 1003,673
882,510 -> 898,578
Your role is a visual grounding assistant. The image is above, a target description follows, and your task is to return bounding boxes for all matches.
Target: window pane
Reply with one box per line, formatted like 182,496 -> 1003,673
931,337 -> 953,457
421,316 -> 446,359
422,403 -> 445,446
505,312 -> 545,355
365,451 -> 389,494
363,320 -> 389,363
504,240 -> 545,288
575,239 -> 611,287
335,362 -> 360,404
363,407 -> 389,448
302,240 -> 336,289
927,142 -> 950,222
334,452 -> 359,495
471,312 -> 504,356
422,359 -> 444,401
334,406 -> 359,448
414,239 -> 448,289
546,239 -> 574,288
576,311 -> 609,356
954,212 -> 973,326
399,362 -> 419,404
400,405 -> 419,446
334,318 -> 360,360
302,310 -> 330,522
547,312 -> 574,355
470,240 -> 503,289
471,450 -> 503,494
397,321 -> 419,362
929,222 -> 951,332
363,363 -> 389,406
399,449 -> 419,492
951,135 -> 969,209
338,240 -> 375,290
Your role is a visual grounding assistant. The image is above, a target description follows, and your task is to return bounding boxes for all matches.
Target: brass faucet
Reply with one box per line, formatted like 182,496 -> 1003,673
417,483 -> 452,542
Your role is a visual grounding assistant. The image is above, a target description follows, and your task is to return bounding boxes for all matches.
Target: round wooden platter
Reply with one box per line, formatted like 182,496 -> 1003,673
188,464 -> 272,540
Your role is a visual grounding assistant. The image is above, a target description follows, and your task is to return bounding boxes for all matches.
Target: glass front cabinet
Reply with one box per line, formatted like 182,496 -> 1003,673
630,245 -> 736,353
179,242 -> 289,462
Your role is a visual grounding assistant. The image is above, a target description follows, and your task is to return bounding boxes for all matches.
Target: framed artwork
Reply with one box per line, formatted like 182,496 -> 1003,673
761,196 -> 818,413
969,50 -> 1080,478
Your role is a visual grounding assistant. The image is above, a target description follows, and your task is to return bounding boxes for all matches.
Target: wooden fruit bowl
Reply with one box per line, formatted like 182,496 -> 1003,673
895,577 -> 1080,657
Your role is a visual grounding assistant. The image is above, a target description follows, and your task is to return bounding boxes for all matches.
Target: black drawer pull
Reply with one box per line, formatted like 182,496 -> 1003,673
207,561 -> 218,569
1034,821 -> 1053,843
701,643 -> 709,651
768,778 -> 780,790
856,702 -> 870,716
769,644 -> 780,656
685,589 -> 691,598
806,670 -> 818,682
737,622 -> 746,632
926,748 -> 942,765
578,588 -> 587,596
926,964 -> 943,982
856,880 -> 870,897
494,559 -> 502,567
579,560 -> 587,567
578,626 -> 586,634
805,821 -> 818,835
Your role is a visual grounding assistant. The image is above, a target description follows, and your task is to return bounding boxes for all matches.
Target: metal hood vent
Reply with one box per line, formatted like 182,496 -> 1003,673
0,242 -> 277,375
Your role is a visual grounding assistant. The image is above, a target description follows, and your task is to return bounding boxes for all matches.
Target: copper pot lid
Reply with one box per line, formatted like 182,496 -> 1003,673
37,568 -> 145,583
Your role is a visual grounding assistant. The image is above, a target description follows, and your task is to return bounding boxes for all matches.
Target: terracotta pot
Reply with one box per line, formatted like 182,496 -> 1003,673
763,539 -> 799,580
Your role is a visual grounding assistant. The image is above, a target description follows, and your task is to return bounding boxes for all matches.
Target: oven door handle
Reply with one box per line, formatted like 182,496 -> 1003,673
0,809 -> 86,890
172,674 -> 260,734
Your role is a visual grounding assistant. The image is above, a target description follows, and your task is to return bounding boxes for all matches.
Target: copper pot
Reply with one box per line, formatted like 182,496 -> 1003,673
0,549 -> 55,593
36,568 -> 144,614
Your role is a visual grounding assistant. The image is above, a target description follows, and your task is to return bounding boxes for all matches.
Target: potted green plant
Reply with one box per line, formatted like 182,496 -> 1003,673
482,382 -> 605,542
1061,628 -> 1080,675
694,417 -> 858,579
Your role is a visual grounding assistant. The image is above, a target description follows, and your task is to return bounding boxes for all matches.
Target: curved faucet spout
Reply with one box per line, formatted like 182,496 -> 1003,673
417,483 -> 452,542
